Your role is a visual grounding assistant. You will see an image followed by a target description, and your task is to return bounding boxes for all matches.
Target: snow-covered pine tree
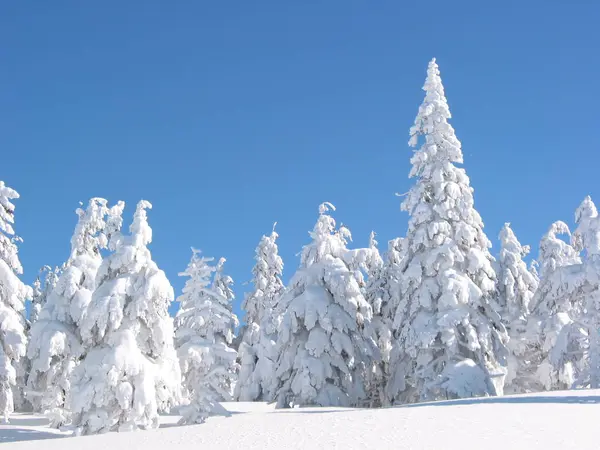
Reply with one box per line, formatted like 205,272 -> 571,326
19,268 -> 62,415
538,222 -> 582,279
273,203 -> 378,408
235,225 -> 285,402
0,181 -> 31,422
529,221 -> 584,390
69,200 -> 181,435
16,270 -> 62,413
567,196 -> 600,388
175,250 -> 239,424
365,235 -> 412,407
31,278 -> 42,320
362,232 -> 392,407
367,237 -> 408,407
496,223 -> 539,394
388,59 -> 509,404
30,266 -> 61,325
26,198 -> 115,426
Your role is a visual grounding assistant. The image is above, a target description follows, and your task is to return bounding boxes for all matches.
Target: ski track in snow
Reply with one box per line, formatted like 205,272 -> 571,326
2,390 -> 600,449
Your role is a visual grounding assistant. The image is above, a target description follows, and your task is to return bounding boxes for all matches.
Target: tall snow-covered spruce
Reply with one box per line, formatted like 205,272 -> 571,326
496,223 -> 539,393
235,225 -> 285,402
26,198 -> 114,426
69,201 -> 181,435
0,181 -> 31,422
175,250 -> 239,425
388,59 -> 508,404
273,203 -> 378,408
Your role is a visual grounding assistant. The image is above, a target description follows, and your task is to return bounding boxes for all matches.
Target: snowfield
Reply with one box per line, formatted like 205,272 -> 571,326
2,390 -> 599,449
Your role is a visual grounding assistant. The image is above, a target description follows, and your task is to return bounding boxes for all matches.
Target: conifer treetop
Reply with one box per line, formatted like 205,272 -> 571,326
241,224 -> 284,325
499,223 -> 530,258
131,200 -> 153,247
69,198 -> 109,261
408,58 -> 463,169
538,221 -> 581,277
0,181 -> 23,274
573,196 -> 600,257
498,222 -> 537,319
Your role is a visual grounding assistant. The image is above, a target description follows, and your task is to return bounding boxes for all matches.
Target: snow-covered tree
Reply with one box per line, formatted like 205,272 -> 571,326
30,266 -> 62,325
496,223 -> 539,394
273,203 -> 378,408
569,196 -> 600,388
538,221 -> 581,279
530,260 -> 540,284
362,232 -> 392,407
370,237 -> 409,405
529,221 -> 584,391
26,198 -> 114,426
175,250 -> 239,424
388,59 -> 509,404
0,181 -> 31,422
69,200 -> 181,435
235,225 -> 285,402
541,196 -> 600,389
213,258 -> 236,321
498,224 -> 537,321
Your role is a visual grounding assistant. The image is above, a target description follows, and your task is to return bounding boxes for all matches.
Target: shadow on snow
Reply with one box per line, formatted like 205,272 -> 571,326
398,394 -> 600,409
0,427 -> 66,443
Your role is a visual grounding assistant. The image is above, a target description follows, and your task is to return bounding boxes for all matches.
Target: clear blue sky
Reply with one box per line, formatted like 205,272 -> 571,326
1,1 -> 598,320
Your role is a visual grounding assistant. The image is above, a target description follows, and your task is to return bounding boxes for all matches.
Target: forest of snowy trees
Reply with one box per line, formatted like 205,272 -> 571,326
2,58 -> 599,435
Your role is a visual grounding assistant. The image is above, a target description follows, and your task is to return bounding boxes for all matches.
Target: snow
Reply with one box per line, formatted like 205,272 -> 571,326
1,390 -> 600,449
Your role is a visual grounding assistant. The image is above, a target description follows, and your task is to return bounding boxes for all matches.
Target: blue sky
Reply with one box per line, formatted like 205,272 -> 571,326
1,1 -> 598,321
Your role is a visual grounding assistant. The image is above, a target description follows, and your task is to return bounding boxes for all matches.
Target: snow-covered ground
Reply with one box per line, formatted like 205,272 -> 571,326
3,390 -> 599,449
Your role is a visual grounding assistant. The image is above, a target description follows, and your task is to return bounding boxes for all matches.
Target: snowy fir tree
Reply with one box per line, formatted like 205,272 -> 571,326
69,200 -> 181,435
0,181 -> 32,422
29,265 -> 62,326
496,223 -> 539,394
362,232 -> 393,407
387,59 -> 509,404
175,250 -> 239,424
565,196 -> 600,388
365,236 -> 408,407
26,198 -> 114,426
537,221 -> 581,279
273,203 -> 379,408
529,221 -> 584,391
235,225 -> 285,402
